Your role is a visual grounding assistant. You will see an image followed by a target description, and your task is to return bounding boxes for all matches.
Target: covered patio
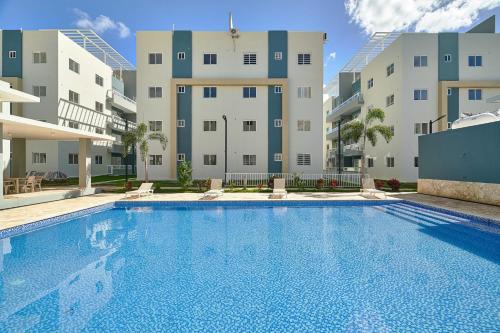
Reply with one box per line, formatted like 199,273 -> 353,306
0,113 -> 115,210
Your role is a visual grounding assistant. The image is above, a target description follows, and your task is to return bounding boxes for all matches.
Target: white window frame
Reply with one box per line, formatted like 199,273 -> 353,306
274,153 -> 282,162
386,63 -> 394,76
203,87 -> 217,98
243,154 -> 257,166
95,74 -> 104,86
69,58 -> 80,74
68,121 -> 79,129
447,88 -> 452,96
95,101 -> 104,112
274,52 -> 282,61
367,78 -> 373,89
274,86 -> 283,94
176,154 -> 185,162
148,86 -> 163,98
444,54 -> 452,63
148,52 -> 162,64
33,85 -> 47,97
298,53 -> 311,65
68,153 -> 79,165
386,94 -> 394,107
297,87 -> 311,98
243,87 -> 257,99
468,55 -> 482,67
297,120 -> 311,131
297,153 -> 311,166
150,154 -> 163,165
414,55 -> 428,67
177,119 -> 185,128
149,120 -> 163,132
367,157 -> 374,168
33,52 -> 47,64
243,52 -> 257,65
177,52 -> 186,60
468,89 -> 482,101
203,53 -> 217,65
274,119 -> 282,128
177,85 -> 186,94
413,89 -> 428,101
203,154 -> 217,166
203,120 -> 217,132
243,120 -> 257,132
69,90 -> 79,104
32,152 -> 47,164
8,50 -> 16,59
94,155 -> 103,165
386,156 -> 395,168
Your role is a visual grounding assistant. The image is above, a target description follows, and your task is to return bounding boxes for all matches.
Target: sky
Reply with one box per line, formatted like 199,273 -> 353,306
1,0 -> 499,88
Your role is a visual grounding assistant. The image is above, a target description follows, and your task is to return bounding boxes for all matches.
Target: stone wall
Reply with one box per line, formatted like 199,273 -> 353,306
418,179 -> 500,206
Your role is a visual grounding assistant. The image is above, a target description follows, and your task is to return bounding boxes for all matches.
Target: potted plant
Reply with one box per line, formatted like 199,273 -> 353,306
387,178 -> 400,191
316,178 -> 325,189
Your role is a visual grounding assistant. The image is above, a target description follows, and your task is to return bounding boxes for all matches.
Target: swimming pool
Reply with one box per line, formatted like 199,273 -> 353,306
0,201 -> 498,332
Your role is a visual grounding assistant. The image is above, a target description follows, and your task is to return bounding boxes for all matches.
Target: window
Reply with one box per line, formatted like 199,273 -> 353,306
177,119 -> 185,128
203,120 -> 217,131
95,74 -> 103,86
274,119 -> 282,127
68,153 -> 79,165
386,63 -> 394,76
203,87 -> 217,98
203,53 -> 217,65
243,154 -> 257,166
468,89 -> 482,101
297,120 -> 311,131
177,52 -> 186,60
69,90 -> 79,104
274,52 -> 282,60
297,153 -> 311,166
298,53 -> 311,65
367,157 -> 374,168
447,88 -> 452,96
444,54 -> 452,63
95,155 -> 103,165
414,89 -> 428,100
8,50 -> 16,58
367,78 -> 374,89
386,156 -> 395,168
177,85 -> 185,94
176,154 -> 185,162
297,87 -> 312,98
33,86 -> 46,97
149,86 -> 162,98
414,156 -> 419,168
468,55 -> 482,67
203,154 -> 217,165
414,122 -> 429,135
389,125 -> 395,136
243,87 -> 257,98
33,52 -> 47,64
148,53 -> 162,64
274,86 -> 283,94
68,121 -> 79,129
149,121 -> 162,132
96,128 -> 104,134
414,55 -> 428,67
243,120 -> 256,132
243,53 -> 257,65
69,58 -> 80,74
274,153 -> 282,162
386,94 -> 394,106
150,155 -> 163,165
32,152 -> 47,164
95,101 -> 104,112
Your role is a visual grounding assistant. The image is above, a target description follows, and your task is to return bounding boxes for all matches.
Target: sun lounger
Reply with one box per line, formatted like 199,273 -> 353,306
270,178 -> 287,199
360,177 -> 386,199
203,179 -> 224,199
125,182 -> 154,198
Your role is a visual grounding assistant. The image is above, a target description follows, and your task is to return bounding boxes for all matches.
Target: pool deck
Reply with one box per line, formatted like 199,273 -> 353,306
0,192 -> 498,232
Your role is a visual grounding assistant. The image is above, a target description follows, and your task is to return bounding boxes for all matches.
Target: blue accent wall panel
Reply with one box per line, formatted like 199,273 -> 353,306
268,31 -> 287,78
418,121 -> 500,183
177,86 -> 192,163
268,86 -> 282,172
2,30 -> 23,78
447,87 -> 459,122
172,31 -> 192,78
438,33 -> 459,81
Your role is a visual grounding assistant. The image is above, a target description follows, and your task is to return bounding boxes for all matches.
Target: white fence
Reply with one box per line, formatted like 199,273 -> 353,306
225,173 -> 361,188
107,165 -> 136,176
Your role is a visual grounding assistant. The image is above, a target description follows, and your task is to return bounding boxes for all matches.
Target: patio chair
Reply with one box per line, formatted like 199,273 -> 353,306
202,179 -> 224,199
20,176 -> 36,193
360,176 -> 386,199
125,183 -> 154,198
270,178 -> 287,199
34,176 -> 43,191
3,180 -> 15,195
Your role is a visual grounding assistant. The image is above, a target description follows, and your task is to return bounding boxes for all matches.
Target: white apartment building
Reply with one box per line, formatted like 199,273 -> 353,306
0,29 -> 137,178
325,16 -> 500,182
136,28 -> 324,180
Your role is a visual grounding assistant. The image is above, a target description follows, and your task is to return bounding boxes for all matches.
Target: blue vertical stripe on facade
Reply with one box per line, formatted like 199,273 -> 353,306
268,31 -> 287,78
177,86 -> 192,164
2,30 -> 23,78
438,33 -> 459,81
172,31 -> 192,78
268,86 -> 282,173
447,88 -> 459,122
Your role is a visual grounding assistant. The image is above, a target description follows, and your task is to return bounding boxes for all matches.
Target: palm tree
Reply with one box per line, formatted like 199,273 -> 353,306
341,108 -> 393,180
122,122 -> 167,182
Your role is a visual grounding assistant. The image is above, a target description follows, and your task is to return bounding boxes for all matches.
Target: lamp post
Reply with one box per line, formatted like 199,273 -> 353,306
429,114 -> 447,134
337,118 -> 343,174
222,114 -> 228,184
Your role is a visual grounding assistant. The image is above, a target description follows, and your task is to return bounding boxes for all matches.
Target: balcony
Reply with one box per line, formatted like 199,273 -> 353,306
326,126 -> 339,140
343,143 -> 363,156
110,114 -> 136,132
107,89 -> 136,114
326,92 -> 364,122
58,98 -> 108,134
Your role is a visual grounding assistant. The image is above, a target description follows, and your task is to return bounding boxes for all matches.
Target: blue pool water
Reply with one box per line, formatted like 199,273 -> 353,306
0,202 -> 498,332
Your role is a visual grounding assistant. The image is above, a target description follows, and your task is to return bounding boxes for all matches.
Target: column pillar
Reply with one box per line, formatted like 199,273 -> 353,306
11,138 -> 26,177
0,124 -> 4,199
78,138 -> 92,190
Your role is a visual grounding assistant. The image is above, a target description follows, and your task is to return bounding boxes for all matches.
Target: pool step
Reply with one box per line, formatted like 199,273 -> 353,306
394,203 -> 470,223
387,204 -> 468,225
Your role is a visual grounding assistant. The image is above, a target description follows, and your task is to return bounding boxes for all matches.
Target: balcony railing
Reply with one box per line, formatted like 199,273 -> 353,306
58,98 -> 109,133
326,92 -> 363,121
107,89 -> 136,114
110,114 -> 137,132
107,165 -> 137,176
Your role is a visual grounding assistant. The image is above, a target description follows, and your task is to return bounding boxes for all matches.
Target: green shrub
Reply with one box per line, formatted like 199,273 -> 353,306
177,161 -> 193,189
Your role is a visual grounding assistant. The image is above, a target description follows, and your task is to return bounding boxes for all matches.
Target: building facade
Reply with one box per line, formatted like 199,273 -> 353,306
325,16 -> 500,182
0,29 -> 136,178
136,30 -> 324,180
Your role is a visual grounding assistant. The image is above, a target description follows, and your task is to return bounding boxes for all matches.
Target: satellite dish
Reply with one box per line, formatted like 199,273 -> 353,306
229,12 -> 239,38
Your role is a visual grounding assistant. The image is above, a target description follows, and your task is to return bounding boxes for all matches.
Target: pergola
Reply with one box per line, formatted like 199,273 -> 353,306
0,83 -> 115,199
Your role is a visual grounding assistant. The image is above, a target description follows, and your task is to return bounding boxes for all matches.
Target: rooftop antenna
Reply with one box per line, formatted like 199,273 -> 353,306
228,12 -> 239,51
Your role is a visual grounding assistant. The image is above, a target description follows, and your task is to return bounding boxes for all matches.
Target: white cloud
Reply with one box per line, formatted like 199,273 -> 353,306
328,52 -> 336,61
73,8 -> 131,38
345,0 -> 500,35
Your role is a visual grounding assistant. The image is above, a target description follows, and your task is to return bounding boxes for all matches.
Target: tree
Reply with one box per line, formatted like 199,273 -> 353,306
122,123 -> 167,182
341,108 -> 393,180
177,160 -> 193,190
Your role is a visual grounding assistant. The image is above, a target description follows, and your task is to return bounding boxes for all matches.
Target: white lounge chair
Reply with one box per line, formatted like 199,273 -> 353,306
360,177 -> 386,199
125,182 -> 154,198
202,179 -> 224,199
270,178 -> 287,199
